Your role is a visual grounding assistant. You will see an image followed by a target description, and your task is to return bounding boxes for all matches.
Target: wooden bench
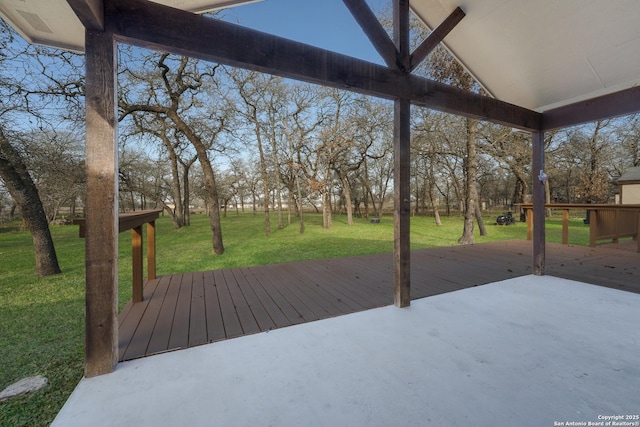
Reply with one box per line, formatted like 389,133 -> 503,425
520,203 -> 640,253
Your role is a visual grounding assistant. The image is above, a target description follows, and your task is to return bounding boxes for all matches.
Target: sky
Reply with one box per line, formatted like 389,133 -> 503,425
218,0 -> 390,65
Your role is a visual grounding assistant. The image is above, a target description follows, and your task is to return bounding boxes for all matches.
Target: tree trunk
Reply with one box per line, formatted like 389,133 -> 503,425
255,126 -> 271,236
183,165 -> 191,226
0,130 -> 61,275
295,156 -> 305,234
458,119 -> 478,245
270,125 -> 284,230
339,173 -> 354,225
322,181 -> 333,229
544,177 -> 552,218
168,111 -> 223,254
166,144 -> 184,228
474,202 -> 487,236
427,179 -> 442,226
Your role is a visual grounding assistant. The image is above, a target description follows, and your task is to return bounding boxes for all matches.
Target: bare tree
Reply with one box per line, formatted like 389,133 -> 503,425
0,21 -> 82,275
228,69 -> 277,235
119,50 -> 228,254
281,84 -> 325,233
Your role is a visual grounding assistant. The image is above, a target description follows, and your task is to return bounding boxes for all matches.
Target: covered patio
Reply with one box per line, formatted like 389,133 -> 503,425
53,274 -> 640,426
3,0 -> 640,424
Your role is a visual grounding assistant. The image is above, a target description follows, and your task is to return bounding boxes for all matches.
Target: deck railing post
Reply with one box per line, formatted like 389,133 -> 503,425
589,209 -> 597,247
526,208 -> 533,241
147,220 -> 156,281
132,225 -> 143,303
562,209 -> 569,245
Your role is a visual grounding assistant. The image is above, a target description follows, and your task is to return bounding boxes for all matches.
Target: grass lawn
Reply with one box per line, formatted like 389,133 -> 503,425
0,210 -> 591,426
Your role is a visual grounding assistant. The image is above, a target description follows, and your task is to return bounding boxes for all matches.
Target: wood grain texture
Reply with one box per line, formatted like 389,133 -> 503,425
117,241 -> 640,362
532,131 -> 546,275
67,0 -> 104,31
343,0 -> 399,69
410,7 -> 465,72
542,86 -> 640,131
84,29 -> 118,377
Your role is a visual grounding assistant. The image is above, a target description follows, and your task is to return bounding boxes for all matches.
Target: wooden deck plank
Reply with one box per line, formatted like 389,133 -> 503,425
121,274 -> 173,360
145,273 -> 183,356
202,270 -> 226,343
244,265 -> 308,325
237,267 -> 292,329
222,269 -> 261,335
188,271 -> 208,348
228,268 -> 276,331
213,269 -> 244,339
314,257 -> 391,307
118,274 -> 161,327
168,272 -> 193,350
261,263 -> 332,319
119,240 -> 639,362
280,263 -> 357,315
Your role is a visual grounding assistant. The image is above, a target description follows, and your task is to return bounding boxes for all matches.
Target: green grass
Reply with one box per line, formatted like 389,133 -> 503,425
0,210 -> 590,426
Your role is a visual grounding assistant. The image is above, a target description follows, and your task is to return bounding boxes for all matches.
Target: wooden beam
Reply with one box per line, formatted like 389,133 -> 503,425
542,85 -> 640,131
342,0 -> 399,70
393,0 -> 411,308
104,0 -> 541,131
67,0 -> 104,31
394,0 -> 410,70
410,7 -> 465,73
84,29 -> 118,377
532,131 -> 545,275
394,97 -> 411,308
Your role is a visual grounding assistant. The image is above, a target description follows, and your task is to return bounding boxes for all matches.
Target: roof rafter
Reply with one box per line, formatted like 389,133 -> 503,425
409,6 -> 465,73
105,0 -> 541,130
342,0 -> 399,70
66,0 -> 104,31
541,86 -> 640,130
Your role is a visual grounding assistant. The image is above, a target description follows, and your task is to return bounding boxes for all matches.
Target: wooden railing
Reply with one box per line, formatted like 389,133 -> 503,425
75,209 -> 162,303
519,204 -> 640,253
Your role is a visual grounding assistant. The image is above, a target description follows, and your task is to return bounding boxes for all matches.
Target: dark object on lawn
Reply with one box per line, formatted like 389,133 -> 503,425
496,211 -> 516,225
370,218 -> 380,223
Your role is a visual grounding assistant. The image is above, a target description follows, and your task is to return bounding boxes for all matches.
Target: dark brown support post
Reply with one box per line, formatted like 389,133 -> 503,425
393,0 -> 411,307
532,131 -> 545,275
84,29 -> 119,377
132,226 -> 143,303
394,98 -> 411,307
147,220 -> 156,281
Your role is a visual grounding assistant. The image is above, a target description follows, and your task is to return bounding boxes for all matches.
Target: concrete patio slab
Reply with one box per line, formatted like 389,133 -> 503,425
52,275 -> 640,427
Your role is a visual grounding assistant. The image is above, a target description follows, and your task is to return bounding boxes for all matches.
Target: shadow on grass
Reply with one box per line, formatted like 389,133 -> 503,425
0,224 -> 25,234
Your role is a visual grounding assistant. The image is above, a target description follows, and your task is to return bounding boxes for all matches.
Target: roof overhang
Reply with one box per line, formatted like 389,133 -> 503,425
0,0 -> 261,52
410,0 -> 640,114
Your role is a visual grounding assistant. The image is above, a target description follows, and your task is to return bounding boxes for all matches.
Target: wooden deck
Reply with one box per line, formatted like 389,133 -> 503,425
117,240 -> 639,361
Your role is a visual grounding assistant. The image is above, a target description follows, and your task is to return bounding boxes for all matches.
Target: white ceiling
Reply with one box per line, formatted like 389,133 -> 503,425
410,0 -> 640,112
0,0 -> 260,52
